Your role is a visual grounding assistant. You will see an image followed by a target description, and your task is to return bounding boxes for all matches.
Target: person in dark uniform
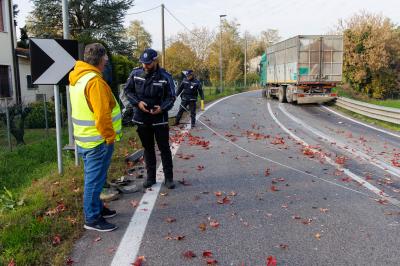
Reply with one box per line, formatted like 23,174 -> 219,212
124,48 -> 176,189
174,70 -> 204,128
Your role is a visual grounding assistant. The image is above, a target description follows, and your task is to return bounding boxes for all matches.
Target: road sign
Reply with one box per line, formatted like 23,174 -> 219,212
30,38 -> 79,85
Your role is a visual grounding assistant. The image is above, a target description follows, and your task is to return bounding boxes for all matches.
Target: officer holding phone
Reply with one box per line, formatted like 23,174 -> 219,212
124,48 -> 176,189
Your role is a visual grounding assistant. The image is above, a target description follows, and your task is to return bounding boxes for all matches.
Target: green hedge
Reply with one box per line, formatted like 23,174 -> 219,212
25,102 -> 63,129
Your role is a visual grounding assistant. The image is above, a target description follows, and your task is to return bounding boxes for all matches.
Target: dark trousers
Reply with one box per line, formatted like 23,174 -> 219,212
176,100 -> 196,125
137,124 -> 173,181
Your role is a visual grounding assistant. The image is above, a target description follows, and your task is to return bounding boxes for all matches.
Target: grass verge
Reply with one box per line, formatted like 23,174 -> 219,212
332,105 -> 400,132
0,127 -> 139,265
0,85 -> 250,265
333,87 -> 400,109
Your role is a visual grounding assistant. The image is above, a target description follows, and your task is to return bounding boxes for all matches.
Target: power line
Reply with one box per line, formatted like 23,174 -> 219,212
163,6 -> 204,40
126,5 -> 161,15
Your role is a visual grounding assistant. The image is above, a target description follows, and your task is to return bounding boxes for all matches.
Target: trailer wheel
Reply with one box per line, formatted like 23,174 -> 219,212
278,87 -> 287,103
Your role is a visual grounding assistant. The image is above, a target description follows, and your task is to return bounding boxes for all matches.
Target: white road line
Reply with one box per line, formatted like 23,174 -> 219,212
279,103 -> 400,178
110,92 -> 250,266
321,105 -> 400,139
268,102 -> 400,207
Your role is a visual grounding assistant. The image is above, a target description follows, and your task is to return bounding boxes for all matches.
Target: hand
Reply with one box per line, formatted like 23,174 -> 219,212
150,105 -> 162,115
138,101 -> 149,113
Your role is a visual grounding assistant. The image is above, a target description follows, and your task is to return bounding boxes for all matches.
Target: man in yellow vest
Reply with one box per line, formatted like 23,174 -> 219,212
69,43 -> 122,232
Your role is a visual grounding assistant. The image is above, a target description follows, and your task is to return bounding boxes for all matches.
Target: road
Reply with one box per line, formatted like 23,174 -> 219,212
71,90 -> 400,266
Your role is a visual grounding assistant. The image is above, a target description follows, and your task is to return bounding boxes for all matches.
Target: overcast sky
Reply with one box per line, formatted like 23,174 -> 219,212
14,0 -> 400,50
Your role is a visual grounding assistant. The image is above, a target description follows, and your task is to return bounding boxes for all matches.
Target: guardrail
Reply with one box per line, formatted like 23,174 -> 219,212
335,97 -> 400,124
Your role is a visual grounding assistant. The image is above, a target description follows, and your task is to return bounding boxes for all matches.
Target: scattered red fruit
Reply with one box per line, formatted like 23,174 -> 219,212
52,235 -> 61,246
266,256 -> 277,266
183,250 -> 197,258
203,250 -> 213,257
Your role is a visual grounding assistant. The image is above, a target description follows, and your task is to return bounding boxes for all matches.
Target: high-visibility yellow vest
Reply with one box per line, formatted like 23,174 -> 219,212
69,72 -> 122,149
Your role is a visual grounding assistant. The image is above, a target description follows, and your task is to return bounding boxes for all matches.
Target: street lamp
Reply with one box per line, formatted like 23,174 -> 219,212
219,14 -> 227,93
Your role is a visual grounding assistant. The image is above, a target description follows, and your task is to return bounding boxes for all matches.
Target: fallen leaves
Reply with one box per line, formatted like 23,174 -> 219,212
335,156 -> 346,165
45,202 -> 66,216
130,200 -> 139,208
165,217 -> 176,223
209,219 -> 220,228
199,223 -> 207,231
52,234 -> 61,246
271,136 -> 285,145
270,185 -> 280,192
217,197 -> 231,205
203,250 -> 213,257
93,236 -> 102,242
266,256 -> 277,266
165,233 -> 185,241
264,168 -> 271,176
132,256 -> 146,266
314,233 -> 321,240
197,165 -> 205,171
183,250 -> 197,258
8,259 -> 16,266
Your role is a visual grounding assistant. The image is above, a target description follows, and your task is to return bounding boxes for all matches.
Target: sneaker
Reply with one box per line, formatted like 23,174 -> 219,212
164,179 -> 175,189
101,207 -> 117,218
143,179 -> 156,188
84,217 -> 117,232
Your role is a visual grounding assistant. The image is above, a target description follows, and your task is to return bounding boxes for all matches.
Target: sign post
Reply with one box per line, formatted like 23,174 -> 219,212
30,38 -> 79,174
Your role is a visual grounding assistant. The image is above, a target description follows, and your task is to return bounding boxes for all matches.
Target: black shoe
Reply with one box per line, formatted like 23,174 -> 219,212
143,179 -> 156,188
191,124 -> 196,128
101,207 -> 117,218
84,217 -> 117,232
164,179 -> 175,189
173,121 -> 180,126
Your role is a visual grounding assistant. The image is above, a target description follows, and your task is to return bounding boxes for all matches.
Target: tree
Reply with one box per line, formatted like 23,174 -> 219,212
126,20 -> 152,61
17,26 -> 29,48
339,12 -> 400,99
26,0 -> 134,54
207,19 -> 244,86
165,41 -> 198,79
0,104 -> 30,145
247,29 -> 281,58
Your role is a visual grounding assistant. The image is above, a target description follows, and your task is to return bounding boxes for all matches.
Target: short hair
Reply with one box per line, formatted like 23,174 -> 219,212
84,43 -> 106,66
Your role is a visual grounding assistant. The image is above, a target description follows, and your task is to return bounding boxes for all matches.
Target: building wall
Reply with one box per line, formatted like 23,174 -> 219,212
0,0 -> 17,103
18,57 -> 54,103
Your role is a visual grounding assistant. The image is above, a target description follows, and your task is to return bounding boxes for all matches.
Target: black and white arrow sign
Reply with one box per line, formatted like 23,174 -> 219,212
30,38 -> 79,85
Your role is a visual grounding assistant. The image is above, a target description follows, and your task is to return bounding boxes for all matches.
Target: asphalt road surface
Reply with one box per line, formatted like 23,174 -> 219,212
71,90 -> 400,266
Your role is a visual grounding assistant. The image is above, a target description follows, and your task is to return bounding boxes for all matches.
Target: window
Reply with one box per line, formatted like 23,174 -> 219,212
36,94 -> 45,102
0,0 -> 4,32
0,65 -> 12,98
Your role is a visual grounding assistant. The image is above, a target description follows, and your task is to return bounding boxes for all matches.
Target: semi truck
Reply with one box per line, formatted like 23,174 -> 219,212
260,35 -> 343,104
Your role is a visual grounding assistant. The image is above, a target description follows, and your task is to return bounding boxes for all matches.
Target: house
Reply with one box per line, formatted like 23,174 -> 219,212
0,0 -> 53,105
16,48 -> 53,103
0,0 -> 18,102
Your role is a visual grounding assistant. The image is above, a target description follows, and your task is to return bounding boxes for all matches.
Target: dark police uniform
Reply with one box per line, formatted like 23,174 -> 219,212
124,50 -> 176,188
175,71 -> 204,127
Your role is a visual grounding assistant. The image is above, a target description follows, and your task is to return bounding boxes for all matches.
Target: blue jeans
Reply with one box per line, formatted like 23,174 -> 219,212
78,142 -> 114,223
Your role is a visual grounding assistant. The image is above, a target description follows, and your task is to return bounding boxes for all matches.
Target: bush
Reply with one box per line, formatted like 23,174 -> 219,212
25,102 -> 58,129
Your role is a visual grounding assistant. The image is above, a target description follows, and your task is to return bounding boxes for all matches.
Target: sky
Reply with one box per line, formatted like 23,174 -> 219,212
14,0 -> 400,50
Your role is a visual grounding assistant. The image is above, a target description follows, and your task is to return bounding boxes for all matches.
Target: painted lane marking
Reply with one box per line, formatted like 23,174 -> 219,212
321,105 -> 400,139
111,92 -> 251,265
268,102 -> 400,207
279,103 -> 400,178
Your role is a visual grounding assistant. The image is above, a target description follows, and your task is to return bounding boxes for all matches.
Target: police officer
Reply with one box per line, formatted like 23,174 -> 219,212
175,70 -> 204,128
124,48 -> 176,189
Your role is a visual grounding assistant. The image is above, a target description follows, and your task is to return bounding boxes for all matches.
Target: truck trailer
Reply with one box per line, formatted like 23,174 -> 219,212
260,35 -> 343,104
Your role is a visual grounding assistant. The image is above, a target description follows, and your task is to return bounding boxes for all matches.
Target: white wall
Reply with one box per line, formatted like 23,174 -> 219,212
18,56 -> 54,104
0,0 -> 16,103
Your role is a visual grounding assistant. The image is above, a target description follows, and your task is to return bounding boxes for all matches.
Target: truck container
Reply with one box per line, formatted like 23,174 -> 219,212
260,35 -> 343,104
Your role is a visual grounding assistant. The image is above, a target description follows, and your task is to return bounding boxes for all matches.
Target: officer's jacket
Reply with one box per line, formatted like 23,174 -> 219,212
176,78 -> 204,102
124,66 -> 176,126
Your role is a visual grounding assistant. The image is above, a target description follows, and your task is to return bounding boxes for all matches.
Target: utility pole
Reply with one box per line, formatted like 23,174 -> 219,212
244,32 -> 247,88
219,14 -> 227,93
161,4 -> 166,67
